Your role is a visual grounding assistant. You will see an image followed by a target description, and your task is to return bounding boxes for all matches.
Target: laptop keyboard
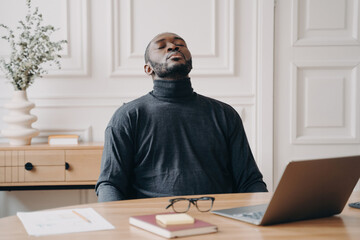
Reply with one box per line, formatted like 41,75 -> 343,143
232,211 -> 265,220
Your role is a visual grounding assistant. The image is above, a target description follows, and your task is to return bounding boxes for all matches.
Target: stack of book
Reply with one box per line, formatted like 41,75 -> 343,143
48,135 -> 79,145
129,213 -> 218,238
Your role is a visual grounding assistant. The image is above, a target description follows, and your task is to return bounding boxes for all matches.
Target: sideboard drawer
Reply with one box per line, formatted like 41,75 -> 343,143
23,150 -> 65,182
65,150 -> 102,181
24,150 -> 65,165
24,166 -> 65,182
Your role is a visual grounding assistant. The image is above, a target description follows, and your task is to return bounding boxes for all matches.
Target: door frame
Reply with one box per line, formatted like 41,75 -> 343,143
256,0 -> 275,191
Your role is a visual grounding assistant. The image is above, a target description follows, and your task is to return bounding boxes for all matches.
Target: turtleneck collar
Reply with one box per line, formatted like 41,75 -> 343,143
151,78 -> 194,99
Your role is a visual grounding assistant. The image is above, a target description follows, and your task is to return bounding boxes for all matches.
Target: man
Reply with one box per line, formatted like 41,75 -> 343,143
96,32 -> 267,202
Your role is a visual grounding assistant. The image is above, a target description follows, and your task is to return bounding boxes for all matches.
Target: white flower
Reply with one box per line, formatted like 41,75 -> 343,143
0,0 -> 67,91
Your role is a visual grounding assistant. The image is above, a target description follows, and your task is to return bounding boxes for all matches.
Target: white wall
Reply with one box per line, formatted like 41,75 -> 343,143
0,0 -> 274,217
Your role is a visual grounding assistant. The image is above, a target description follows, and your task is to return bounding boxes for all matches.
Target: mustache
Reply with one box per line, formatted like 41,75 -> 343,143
166,50 -> 185,60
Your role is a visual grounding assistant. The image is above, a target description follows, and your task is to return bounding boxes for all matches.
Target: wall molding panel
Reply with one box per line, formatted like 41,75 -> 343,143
0,95 -> 255,108
49,0 -> 90,77
292,0 -> 360,46
0,95 -> 256,148
127,0 -> 217,58
109,0 -> 235,77
291,61 -> 360,144
0,0 -> 90,77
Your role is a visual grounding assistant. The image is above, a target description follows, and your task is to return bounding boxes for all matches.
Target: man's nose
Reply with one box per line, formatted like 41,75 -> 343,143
167,43 -> 179,52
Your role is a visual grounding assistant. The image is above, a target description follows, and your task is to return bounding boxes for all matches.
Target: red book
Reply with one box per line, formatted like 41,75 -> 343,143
129,213 -> 218,238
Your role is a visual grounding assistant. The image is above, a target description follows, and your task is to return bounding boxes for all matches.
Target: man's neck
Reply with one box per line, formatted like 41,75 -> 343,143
152,77 -> 194,99
152,74 -> 189,81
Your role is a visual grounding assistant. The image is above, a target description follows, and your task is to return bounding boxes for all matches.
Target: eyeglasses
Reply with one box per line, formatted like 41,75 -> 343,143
165,197 -> 215,213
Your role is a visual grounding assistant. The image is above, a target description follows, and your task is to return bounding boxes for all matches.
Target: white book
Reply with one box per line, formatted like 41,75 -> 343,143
48,135 -> 79,145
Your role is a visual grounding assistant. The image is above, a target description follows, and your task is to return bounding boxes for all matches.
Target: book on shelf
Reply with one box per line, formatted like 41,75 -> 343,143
129,213 -> 218,238
48,135 -> 79,145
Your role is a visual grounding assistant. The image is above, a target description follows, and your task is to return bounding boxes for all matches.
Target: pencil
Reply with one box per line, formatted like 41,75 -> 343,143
72,210 -> 92,223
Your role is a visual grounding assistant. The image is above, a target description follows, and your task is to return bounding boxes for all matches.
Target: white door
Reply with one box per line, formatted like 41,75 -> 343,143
274,0 -> 360,188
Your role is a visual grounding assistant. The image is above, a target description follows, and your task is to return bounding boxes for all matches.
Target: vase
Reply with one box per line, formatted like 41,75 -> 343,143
1,90 -> 39,145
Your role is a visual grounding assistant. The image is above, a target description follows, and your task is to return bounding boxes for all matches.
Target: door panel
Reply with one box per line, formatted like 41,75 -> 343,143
274,0 -> 360,189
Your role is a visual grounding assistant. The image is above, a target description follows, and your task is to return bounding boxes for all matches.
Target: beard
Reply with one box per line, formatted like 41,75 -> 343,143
149,57 -> 192,79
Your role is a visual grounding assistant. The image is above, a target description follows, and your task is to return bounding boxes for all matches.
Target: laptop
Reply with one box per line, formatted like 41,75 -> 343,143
211,155 -> 360,225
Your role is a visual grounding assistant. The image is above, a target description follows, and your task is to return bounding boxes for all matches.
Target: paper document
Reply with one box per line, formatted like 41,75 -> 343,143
17,208 -> 115,236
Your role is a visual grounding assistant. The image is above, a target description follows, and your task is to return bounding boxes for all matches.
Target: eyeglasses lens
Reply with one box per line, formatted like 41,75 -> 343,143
172,200 -> 190,213
196,198 -> 213,212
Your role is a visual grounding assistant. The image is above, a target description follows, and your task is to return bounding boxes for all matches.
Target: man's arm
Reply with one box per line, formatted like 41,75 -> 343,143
95,126 -> 134,202
229,113 -> 268,192
96,183 -> 123,202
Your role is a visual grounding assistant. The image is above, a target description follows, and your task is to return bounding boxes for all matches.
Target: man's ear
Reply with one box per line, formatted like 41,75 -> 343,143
144,64 -> 154,76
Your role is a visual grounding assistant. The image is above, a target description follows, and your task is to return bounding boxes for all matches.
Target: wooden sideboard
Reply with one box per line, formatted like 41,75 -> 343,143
0,143 -> 103,190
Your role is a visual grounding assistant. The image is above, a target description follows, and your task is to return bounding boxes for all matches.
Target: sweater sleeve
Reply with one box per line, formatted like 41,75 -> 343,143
229,113 -> 268,193
95,126 -> 134,202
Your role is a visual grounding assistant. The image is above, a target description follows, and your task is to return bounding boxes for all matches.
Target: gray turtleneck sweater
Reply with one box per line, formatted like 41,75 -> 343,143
95,78 -> 267,202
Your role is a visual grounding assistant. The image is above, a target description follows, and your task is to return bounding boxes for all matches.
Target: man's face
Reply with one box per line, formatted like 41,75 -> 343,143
145,33 -> 192,79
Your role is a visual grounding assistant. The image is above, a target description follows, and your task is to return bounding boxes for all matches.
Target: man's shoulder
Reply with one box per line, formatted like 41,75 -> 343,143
109,93 -> 152,124
196,93 -> 237,113
114,93 -> 152,113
